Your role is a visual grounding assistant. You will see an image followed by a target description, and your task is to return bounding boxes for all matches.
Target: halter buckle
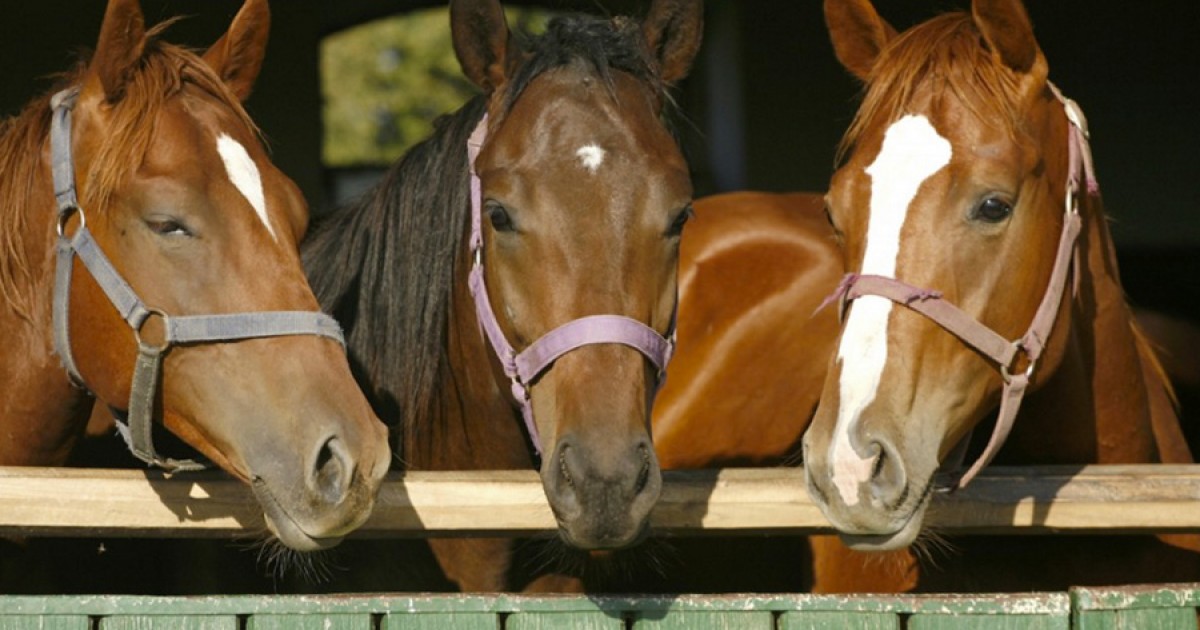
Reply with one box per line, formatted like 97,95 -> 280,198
1000,340 -> 1036,384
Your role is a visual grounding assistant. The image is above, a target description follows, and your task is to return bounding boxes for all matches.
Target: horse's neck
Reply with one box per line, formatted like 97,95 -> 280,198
0,362 -> 91,466
1008,197 -> 1159,465
0,141 -> 92,465
402,253 -> 536,472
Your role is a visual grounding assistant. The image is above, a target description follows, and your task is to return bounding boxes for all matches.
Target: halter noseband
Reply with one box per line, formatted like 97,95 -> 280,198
49,88 -> 347,473
822,83 -> 1097,491
466,114 -> 675,458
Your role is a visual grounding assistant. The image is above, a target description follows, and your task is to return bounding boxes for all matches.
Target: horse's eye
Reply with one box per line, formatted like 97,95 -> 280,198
666,204 -> 694,237
823,201 -> 839,233
823,199 -> 846,245
972,197 -> 1013,224
145,217 -> 192,237
486,203 -> 515,233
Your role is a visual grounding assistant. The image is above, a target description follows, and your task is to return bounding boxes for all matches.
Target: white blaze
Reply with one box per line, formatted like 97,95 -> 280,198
216,133 -> 275,241
829,115 -> 952,506
575,144 -> 606,173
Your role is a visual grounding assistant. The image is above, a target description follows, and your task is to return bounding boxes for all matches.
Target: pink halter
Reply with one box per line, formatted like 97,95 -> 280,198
466,114 -> 675,457
821,83 -> 1098,490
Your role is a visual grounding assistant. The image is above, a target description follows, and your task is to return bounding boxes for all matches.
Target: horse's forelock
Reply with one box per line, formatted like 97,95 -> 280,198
838,12 -> 1027,164
501,13 -> 664,113
82,35 -> 261,213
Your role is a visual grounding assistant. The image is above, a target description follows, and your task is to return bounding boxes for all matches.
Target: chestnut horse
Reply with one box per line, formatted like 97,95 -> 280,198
799,0 -> 1200,589
657,0 -> 1200,593
653,191 -> 838,470
303,0 -> 701,591
0,0 -> 389,551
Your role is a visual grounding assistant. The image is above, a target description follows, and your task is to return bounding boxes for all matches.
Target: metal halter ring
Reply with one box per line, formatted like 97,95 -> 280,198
56,205 -> 85,238
132,308 -> 172,353
1000,340 -> 1036,384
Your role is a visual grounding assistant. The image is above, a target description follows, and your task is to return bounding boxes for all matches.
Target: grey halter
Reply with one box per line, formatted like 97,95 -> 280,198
49,87 -> 346,473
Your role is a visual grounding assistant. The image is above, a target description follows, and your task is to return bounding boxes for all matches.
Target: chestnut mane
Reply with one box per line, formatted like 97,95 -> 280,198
0,23 -> 256,320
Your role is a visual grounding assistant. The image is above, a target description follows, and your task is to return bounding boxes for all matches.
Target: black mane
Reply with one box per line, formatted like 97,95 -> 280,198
301,12 -> 666,446
502,14 -> 662,111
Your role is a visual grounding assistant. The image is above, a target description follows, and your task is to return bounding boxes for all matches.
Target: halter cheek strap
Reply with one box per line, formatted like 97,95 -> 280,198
49,88 -> 347,473
466,114 -> 675,457
820,83 -> 1097,491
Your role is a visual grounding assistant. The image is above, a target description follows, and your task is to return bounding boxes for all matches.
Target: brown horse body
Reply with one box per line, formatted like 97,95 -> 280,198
0,0 -> 388,551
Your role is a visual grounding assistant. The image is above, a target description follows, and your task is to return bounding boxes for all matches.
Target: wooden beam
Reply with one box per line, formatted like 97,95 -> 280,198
0,465 -> 1198,538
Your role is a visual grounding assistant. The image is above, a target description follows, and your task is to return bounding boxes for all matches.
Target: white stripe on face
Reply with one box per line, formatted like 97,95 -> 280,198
576,144 -> 606,173
829,115 -> 952,506
216,134 -> 276,241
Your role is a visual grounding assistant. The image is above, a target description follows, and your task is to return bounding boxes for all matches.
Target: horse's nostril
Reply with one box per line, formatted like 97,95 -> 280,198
558,444 -> 575,489
315,437 -> 335,472
628,439 -> 657,494
312,436 -> 353,504
866,439 -> 907,509
871,445 -> 887,480
634,445 -> 651,494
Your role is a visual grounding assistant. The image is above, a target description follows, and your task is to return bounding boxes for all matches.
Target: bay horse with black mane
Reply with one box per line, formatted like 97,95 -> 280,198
656,0 -> 1200,592
0,0 -> 389,552
303,0 -> 701,591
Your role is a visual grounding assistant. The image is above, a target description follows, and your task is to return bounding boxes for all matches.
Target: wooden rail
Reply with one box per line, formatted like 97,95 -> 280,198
0,465 -> 1198,538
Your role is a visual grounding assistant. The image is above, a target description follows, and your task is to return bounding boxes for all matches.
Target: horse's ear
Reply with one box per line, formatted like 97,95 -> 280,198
824,0 -> 897,82
642,0 -> 703,85
202,0 -> 270,102
450,0 -> 512,93
92,0 -> 147,102
973,0 -> 1040,74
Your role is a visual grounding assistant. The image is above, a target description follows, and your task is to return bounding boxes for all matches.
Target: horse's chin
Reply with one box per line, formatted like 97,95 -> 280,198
556,519 -> 650,552
253,479 -> 347,552
262,511 -> 346,552
836,499 -> 929,552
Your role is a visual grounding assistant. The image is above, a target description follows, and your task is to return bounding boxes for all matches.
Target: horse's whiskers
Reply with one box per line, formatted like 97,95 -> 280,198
911,528 -> 956,571
245,537 -> 338,585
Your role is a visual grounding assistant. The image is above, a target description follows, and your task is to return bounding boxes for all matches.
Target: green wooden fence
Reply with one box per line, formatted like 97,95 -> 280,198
0,586 -> 1196,629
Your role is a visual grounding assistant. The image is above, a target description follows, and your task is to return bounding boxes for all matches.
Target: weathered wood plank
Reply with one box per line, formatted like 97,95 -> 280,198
1072,610 -> 1118,630
99,616 -> 237,630
382,612 -> 499,630
507,611 -> 624,630
1110,608 -> 1198,630
778,611 -> 900,629
1,465 -> 1199,537
1072,584 -> 1200,612
1072,584 -> 1200,630
631,611 -> 774,629
908,614 -> 1068,630
0,617 -> 89,630
0,594 -> 1082,628
244,614 -> 371,630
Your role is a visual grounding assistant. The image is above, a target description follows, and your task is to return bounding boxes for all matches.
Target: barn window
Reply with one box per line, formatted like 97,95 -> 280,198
320,7 -> 552,203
